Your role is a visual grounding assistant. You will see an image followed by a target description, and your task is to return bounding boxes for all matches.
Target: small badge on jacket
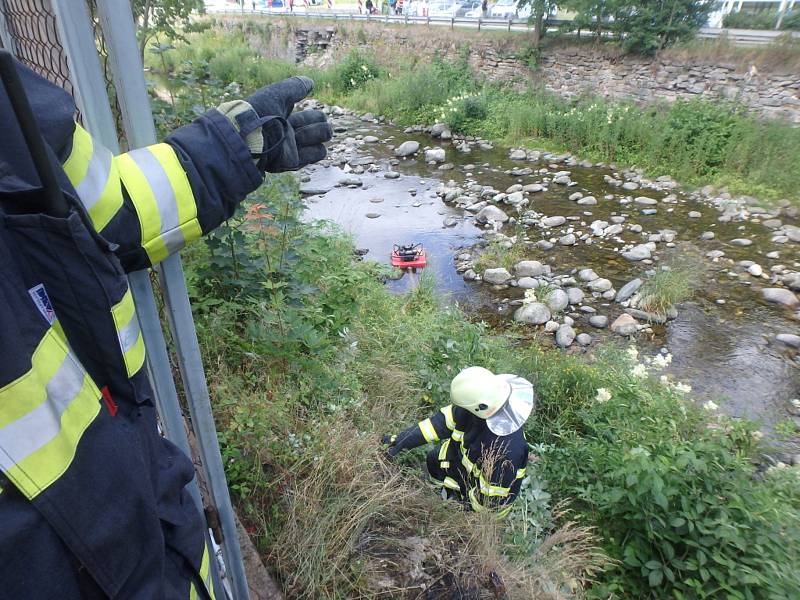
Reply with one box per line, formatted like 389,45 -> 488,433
28,283 -> 56,324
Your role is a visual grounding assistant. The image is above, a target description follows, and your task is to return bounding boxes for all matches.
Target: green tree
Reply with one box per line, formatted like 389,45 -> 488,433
518,0 -> 559,46
613,0 -> 714,54
131,0 -> 205,60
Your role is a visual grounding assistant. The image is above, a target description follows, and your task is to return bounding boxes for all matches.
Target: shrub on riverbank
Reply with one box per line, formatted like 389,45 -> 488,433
179,180 -> 800,598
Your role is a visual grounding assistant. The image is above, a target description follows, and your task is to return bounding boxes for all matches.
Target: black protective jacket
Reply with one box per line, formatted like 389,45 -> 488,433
0,60 -> 262,599
392,404 -> 528,515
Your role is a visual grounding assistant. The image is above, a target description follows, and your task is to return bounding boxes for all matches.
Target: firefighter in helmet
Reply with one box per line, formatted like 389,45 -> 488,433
384,367 -> 534,516
0,55 -> 331,599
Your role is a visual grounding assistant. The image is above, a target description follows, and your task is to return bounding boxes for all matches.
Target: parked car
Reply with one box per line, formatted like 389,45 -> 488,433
456,0 -> 481,17
490,0 -> 531,19
428,0 -> 459,17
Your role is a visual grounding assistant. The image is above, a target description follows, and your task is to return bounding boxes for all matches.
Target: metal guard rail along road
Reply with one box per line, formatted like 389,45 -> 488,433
208,8 -> 800,46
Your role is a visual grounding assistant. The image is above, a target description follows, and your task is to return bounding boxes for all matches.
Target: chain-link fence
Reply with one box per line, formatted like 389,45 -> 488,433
0,0 -> 126,144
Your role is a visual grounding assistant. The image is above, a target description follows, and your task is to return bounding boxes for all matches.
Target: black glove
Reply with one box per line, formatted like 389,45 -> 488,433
381,434 -> 400,459
245,76 -> 332,172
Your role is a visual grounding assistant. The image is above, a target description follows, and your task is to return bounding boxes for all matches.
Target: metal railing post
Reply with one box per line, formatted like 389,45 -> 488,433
93,1 -> 250,599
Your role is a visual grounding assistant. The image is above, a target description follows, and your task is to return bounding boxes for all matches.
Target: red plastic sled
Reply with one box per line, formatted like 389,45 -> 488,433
391,243 -> 427,269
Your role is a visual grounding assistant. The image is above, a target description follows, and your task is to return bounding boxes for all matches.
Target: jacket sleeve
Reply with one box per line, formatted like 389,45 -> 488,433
61,114 -> 264,272
392,405 -> 458,453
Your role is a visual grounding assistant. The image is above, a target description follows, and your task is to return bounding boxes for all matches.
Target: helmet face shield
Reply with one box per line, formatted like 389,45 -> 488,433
486,375 -> 535,436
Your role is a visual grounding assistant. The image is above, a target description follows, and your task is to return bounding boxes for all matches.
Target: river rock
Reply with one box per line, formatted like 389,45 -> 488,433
544,320 -> 559,333
775,333 -> 800,349
395,141 -> 419,157
589,315 -> 609,328
515,260 -> 547,277
688,211 -> 702,218
784,225 -> 800,242
463,269 -> 477,281
365,213 -> 381,219
542,216 -> 567,227
524,184 -> 544,193
483,268 -> 512,285
514,303 -> 551,325
576,333 -> 592,346
762,288 -> 800,308
553,175 -> 572,185
339,177 -> 363,187
475,205 -> 509,224
443,216 -> 458,228
545,289 -> 569,312
509,149 -> 527,160
579,268 -> 599,282
622,245 -> 652,261
566,287 -> 585,304
424,148 -> 446,163
517,277 -> 540,289
611,313 -> 639,336
616,278 -> 643,302
506,191 -> 525,206
730,238 -> 753,247
588,278 -> 612,293
747,264 -> 763,277
430,123 -> 448,137
384,171 -> 400,179
634,196 -> 657,205
569,192 -> 583,201
363,135 -> 379,143
555,324 -> 576,348
622,182 -> 639,190
577,196 -> 597,206
299,184 -> 332,195
625,308 -> 668,324
559,233 -> 577,246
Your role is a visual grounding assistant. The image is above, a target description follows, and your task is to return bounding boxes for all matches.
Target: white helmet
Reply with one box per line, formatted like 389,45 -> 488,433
450,367 -> 534,435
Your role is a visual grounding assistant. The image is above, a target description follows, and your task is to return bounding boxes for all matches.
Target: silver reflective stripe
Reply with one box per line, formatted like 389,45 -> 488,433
129,147 -> 179,233
75,144 -> 113,211
0,352 -> 85,469
117,315 -> 142,354
161,227 -> 187,256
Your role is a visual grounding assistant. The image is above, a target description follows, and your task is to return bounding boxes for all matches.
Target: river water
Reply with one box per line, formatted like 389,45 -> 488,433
301,111 -> 800,436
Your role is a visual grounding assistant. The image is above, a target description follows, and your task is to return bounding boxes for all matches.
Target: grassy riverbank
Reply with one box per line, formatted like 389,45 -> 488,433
153,21 -> 800,204
152,25 -> 800,598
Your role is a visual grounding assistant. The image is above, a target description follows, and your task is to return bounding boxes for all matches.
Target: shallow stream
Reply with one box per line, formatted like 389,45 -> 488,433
301,111 -> 800,437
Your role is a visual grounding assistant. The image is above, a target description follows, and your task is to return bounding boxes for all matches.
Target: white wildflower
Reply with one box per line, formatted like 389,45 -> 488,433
791,399 -> 800,409
751,430 -> 764,441
631,363 -> 647,379
522,288 -> 538,305
625,346 -> 639,361
674,382 -> 692,394
767,462 -> 788,475
629,446 -> 650,458
660,375 -> 670,385
652,353 -> 672,369
703,400 -> 718,411
595,388 -> 612,403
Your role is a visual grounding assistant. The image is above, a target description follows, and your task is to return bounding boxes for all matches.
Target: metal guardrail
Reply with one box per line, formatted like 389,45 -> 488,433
208,8 -> 800,45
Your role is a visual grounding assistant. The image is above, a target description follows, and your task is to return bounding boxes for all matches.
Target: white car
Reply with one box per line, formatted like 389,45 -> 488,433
427,1 -> 460,17
490,0 -> 531,19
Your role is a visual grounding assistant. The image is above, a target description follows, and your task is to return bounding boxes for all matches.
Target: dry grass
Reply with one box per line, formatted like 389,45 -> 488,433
663,35 -> 800,72
271,424 -> 608,599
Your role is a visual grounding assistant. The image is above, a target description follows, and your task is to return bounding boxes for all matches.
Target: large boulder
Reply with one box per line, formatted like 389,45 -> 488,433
622,245 -> 652,261
555,324 -> 576,348
762,288 -> 799,308
514,260 -> 547,277
483,268 -> 512,285
616,278 -> 643,302
514,302 -> 551,325
611,313 -> 639,336
425,147 -> 446,163
545,288 -> 569,312
475,205 -> 509,224
394,140 -> 420,157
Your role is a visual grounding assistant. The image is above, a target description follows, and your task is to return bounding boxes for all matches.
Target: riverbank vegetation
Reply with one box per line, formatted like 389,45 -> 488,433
150,21 -> 800,204
149,24 -> 800,598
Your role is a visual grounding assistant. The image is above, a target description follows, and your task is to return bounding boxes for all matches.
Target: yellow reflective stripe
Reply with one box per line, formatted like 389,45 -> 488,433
468,488 -> 485,512
451,428 -> 464,443
189,582 -> 199,600
438,438 -> 450,461
418,418 -> 439,443
63,124 -> 92,185
0,326 -> 101,499
440,405 -> 455,430
110,288 -> 145,377
117,144 -> 200,264
63,124 -> 123,231
199,542 -> 216,600
441,461 -> 450,468
479,473 -> 510,497
516,467 -> 526,479
497,504 -> 512,518
442,476 -> 461,491
461,450 -> 476,474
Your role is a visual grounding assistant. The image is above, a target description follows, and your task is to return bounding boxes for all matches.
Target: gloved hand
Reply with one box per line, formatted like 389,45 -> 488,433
381,434 -> 400,459
218,76 -> 332,173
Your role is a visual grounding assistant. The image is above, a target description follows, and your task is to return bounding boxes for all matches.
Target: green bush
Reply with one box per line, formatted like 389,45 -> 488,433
723,10 -> 781,30
328,50 -> 381,93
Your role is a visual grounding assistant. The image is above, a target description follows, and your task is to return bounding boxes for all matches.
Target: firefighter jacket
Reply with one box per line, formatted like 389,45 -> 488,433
391,404 -> 528,516
0,61 -> 264,599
